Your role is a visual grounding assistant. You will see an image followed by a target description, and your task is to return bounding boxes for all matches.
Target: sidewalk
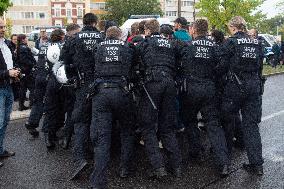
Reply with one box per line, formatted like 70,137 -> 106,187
11,101 -> 30,121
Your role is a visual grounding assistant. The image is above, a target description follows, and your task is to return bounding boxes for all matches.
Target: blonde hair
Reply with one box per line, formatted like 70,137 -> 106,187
229,16 -> 247,31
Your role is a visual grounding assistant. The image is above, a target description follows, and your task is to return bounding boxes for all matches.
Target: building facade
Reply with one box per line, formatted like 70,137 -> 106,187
90,0 -> 107,16
51,0 -> 87,27
160,0 -> 199,22
6,0 -> 52,34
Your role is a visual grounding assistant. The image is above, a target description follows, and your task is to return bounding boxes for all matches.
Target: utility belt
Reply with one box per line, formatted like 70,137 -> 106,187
144,68 -> 175,83
86,77 -> 129,100
180,74 -> 214,94
227,71 -> 265,95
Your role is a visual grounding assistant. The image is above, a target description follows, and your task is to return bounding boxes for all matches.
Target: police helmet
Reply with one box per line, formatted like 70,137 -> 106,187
55,65 -> 68,84
46,44 -> 61,64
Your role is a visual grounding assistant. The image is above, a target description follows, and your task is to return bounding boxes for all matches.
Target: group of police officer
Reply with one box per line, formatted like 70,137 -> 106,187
24,13 -> 265,189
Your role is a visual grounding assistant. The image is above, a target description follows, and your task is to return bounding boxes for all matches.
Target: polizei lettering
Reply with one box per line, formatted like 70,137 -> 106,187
237,38 -> 259,45
79,32 -> 101,39
101,40 -> 125,46
192,40 -> 214,46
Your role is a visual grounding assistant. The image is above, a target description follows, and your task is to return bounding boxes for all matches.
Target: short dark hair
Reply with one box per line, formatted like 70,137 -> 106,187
83,13 -> 98,26
66,23 -> 80,32
174,17 -> 188,28
131,22 -> 140,35
98,20 -> 106,31
50,29 -> 65,42
211,29 -> 225,44
11,34 -> 17,39
138,20 -> 147,35
193,19 -> 208,36
145,19 -> 160,34
105,20 -> 118,31
17,34 -> 26,45
106,26 -> 122,39
160,25 -> 174,37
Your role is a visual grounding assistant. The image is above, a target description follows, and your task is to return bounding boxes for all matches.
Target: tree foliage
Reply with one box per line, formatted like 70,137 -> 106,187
0,0 -> 12,16
195,0 -> 265,32
103,0 -> 163,25
4,18 -> 12,38
257,15 -> 284,35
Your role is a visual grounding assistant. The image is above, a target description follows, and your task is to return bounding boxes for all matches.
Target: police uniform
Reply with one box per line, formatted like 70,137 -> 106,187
41,42 -> 67,147
220,31 -> 264,167
136,34 -> 183,176
63,26 -> 103,173
180,36 -> 230,173
89,38 -> 135,188
17,44 -> 36,110
25,42 -> 50,136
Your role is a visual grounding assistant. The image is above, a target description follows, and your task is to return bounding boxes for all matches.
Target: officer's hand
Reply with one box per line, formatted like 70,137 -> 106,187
9,69 -> 20,78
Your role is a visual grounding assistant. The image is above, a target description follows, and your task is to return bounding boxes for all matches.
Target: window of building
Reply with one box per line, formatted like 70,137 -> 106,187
90,2 -> 106,10
22,12 -> 34,19
166,0 -> 176,6
12,0 -> 48,6
77,7 -> 83,17
34,0 -> 48,5
35,12 -> 46,19
182,1 -> 194,7
165,11 -> 177,17
22,26 -> 34,34
67,9 -> 72,17
55,8 -> 61,17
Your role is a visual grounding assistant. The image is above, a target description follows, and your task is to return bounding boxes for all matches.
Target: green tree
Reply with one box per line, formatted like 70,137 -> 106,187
195,0 -> 265,32
4,18 -> 12,38
257,15 -> 284,35
103,0 -> 163,25
0,0 -> 12,16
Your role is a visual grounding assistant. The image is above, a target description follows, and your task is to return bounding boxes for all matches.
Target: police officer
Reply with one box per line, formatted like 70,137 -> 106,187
59,23 -> 81,149
16,34 -> 36,111
62,13 -> 104,179
221,16 -> 264,175
89,26 -> 135,189
180,19 -> 230,177
42,29 -> 66,149
136,19 -> 183,178
24,34 -> 50,138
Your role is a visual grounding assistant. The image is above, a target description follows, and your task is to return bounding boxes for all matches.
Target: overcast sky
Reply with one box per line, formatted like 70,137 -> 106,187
259,0 -> 282,18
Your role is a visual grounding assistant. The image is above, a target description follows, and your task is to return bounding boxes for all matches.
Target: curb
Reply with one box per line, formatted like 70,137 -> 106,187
264,71 -> 284,77
10,110 -> 30,121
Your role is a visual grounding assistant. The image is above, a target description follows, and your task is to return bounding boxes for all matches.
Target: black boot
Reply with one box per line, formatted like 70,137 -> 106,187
70,160 -> 88,180
219,165 -> 230,178
25,123 -> 39,138
44,133 -> 55,149
243,163 -> 263,176
168,166 -> 182,178
149,167 -> 168,179
61,135 -> 72,150
119,167 -> 131,178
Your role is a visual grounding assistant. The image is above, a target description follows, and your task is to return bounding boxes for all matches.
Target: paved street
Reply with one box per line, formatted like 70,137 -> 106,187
0,74 -> 283,189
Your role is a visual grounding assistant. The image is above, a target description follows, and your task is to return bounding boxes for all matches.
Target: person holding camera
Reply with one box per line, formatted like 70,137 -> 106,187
0,18 -> 19,167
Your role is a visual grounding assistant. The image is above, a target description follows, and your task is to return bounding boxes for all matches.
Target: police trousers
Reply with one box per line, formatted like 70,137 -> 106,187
90,87 -> 135,188
221,73 -> 263,166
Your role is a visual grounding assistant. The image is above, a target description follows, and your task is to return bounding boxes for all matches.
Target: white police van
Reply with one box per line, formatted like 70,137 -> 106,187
120,15 -> 172,33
